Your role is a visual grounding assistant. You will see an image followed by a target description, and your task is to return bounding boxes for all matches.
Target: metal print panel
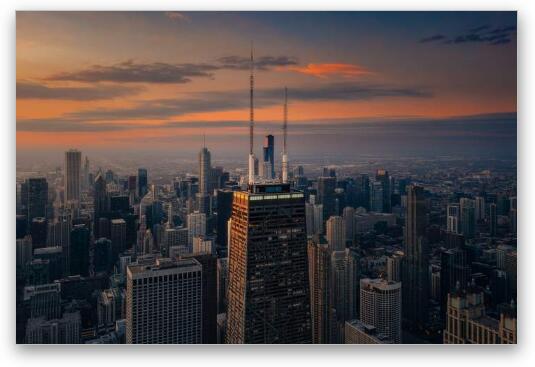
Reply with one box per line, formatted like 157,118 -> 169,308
16,11 -> 517,344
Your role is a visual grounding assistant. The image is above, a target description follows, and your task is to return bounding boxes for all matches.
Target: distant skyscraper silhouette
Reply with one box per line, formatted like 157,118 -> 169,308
64,149 -> 81,205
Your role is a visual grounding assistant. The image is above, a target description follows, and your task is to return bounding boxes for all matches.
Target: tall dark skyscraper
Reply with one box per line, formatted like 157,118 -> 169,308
137,168 -> 148,199
318,176 -> 336,220
402,185 -> 429,330
262,134 -> 275,179
440,247 -> 471,320
226,183 -> 311,344
70,224 -> 90,277
24,178 -> 48,224
376,169 -> 391,213
215,189 -> 233,254
93,172 -> 108,238
64,149 -> 81,204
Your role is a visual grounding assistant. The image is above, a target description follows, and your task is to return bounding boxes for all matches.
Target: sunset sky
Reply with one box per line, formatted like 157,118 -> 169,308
16,11 -> 517,159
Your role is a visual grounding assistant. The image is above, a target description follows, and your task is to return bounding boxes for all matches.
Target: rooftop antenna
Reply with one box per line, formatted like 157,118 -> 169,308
203,133 -> 206,149
281,87 -> 289,183
248,42 -> 256,185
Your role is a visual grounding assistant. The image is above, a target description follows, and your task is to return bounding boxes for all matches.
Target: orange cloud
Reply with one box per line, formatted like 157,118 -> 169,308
284,63 -> 373,78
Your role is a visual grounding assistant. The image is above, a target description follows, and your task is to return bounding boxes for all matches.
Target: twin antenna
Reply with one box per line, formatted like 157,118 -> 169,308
248,43 -> 289,184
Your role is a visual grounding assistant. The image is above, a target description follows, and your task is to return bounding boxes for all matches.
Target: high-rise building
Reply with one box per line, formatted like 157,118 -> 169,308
83,156 -> 90,190
262,134 -> 275,179
330,248 -> 359,343
369,181 -> 384,213
402,185 -> 429,329
460,198 -> 476,239
307,240 -> 331,344
16,236 -> 33,268
94,238 -> 113,273
216,189 -> 233,253
199,146 -> 212,195
360,278 -> 402,344
137,168 -> 148,199
326,216 -> 345,252
110,218 -> 127,260
70,224 -> 90,277
126,257 -> 202,344
26,178 -> 48,223
342,206 -> 355,245
475,196 -> 486,222
305,202 -> 323,237
318,176 -> 336,220
440,247 -> 471,319
376,169 -> 391,213
387,251 -> 403,282
64,149 -> 81,204
447,204 -> 460,234
31,217 -> 48,249
226,183 -> 311,343
93,172 -> 108,238
183,252 -> 218,344
187,211 -> 206,248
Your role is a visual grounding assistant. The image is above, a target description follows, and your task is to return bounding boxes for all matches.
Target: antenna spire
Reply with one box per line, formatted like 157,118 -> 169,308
283,87 -> 288,154
281,87 -> 289,184
249,42 -> 254,155
247,42 -> 256,185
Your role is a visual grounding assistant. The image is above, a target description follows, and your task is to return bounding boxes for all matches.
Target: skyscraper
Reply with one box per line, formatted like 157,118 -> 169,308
360,278 -> 402,344
70,224 -> 90,277
330,248 -> 359,343
262,134 -> 275,179
64,149 -> 81,204
387,251 -> 403,282
376,169 -> 391,213
199,146 -> 212,195
326,216 -> 345,252
447,204 -> 460,234
93,172 -> 108,238
475,196 -> 486,222
137,168 -> 148,199
226,183 -> 311,343
402,185 -> 429,329
318,176 -> 336,219
370,180 -> 384,213
187,211 -> 206,248
307,240 -> 331,344
26,178 -> 48,223
460,198 -> 476,239
440,247 -> 471,319
126,258 -> 202,344
342,206 -> 355,245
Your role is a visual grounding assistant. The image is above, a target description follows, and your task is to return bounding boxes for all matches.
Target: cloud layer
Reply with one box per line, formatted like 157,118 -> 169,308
420,24 -> 516,46
16,81 -> 143,100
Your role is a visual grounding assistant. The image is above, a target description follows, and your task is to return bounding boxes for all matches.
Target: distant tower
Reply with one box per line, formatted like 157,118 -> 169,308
199,141 -> 212,195
262,134 -> 275,179
282,87 -> 289,183
64,149 -> 81,205
248,44 -> 256,184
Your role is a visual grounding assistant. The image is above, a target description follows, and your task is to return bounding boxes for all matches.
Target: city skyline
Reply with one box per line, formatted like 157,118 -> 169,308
17,11 -> 516,159
15,11 -> 517,346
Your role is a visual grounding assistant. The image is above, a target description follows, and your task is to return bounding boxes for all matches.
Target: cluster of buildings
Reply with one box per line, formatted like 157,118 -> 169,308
16,49 -> 517,344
